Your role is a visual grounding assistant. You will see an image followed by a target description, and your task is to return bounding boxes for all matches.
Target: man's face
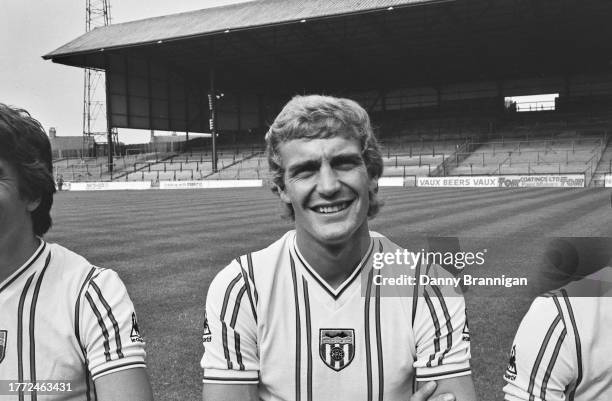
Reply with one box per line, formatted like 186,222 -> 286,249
278,135 -> 376,247
0,159 -> 38,242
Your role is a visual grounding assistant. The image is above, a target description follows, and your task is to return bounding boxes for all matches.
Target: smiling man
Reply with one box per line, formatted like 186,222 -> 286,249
0,104 -> 153,401
201,95 -> 476,401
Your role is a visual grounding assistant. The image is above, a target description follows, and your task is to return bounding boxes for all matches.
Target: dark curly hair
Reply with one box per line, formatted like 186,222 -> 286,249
0,104 -> 56,236
265,95 -> 384,220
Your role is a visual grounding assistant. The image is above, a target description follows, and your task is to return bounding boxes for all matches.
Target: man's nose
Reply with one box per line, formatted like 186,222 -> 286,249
317,164 -> 341,196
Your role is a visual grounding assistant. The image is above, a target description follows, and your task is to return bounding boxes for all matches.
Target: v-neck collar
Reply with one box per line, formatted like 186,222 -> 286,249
0,239 -> 47,294
292,233 -> 374,300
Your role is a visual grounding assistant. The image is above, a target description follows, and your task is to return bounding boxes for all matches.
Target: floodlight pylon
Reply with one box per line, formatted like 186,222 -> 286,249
83,0 -> 117,161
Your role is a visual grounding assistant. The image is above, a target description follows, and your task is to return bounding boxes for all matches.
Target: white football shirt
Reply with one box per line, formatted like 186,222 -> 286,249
0,240 -> 146,400
201,231 -> 471,401
503,267 -> 612,401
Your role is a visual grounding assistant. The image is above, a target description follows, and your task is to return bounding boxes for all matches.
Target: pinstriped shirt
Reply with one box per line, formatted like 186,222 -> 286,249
503,267 -> 612,401
0,241 -> 146,400
201,231 -> 471,401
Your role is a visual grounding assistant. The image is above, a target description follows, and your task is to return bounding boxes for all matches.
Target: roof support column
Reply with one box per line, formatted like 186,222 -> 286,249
185,82 -> 190,152
237,92 -> 242,136
124,56 -> 131,128
259,94 -> 265,129
496,80 -> 504,118
105,54 -> 114,174
147,58 -> 154,153
209,64 -> 218,173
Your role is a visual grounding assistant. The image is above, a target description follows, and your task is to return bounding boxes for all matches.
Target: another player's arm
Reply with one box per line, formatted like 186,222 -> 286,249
80,269 -> 153,399
202,384 -> 258,401
201,262 -> 259,401
96,368 -> 153,401
502,296 -> 575,401
413,267 -> 477,401
416,377 -> 476,401
412,380 -> 472,401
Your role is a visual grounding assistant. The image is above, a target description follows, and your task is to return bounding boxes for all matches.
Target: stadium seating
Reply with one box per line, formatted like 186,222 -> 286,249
53,153 -> 175,182
53,157 -> 107,181
445,133 -> 606,179
175,170 -> 195,181
591,138 -> 612,187
52,124 -> 609,186
204,152 -> 266,180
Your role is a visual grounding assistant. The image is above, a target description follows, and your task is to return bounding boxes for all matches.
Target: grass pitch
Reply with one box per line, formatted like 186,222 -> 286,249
47,187 -> 612,400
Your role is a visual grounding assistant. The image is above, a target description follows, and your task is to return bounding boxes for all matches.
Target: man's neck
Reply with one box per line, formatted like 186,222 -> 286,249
0,231 -> 40,285
295,226 -> 371,290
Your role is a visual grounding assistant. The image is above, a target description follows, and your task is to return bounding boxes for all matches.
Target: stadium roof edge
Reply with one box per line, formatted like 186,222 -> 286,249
43,0 -> 451,61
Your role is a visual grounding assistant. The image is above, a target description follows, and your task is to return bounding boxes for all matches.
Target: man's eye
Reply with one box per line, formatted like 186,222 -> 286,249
335,161 -> 359,170
295,169 -> 315,178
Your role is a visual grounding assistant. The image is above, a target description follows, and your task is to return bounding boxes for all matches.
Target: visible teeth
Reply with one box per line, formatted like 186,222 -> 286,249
315,202 -> 349,214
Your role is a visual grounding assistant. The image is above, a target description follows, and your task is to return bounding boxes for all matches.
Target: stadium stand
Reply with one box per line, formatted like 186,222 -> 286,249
52,152 -> 176,182
377,137 -> 470,178
53,131 -> 609,185
52,125 -> 612,187
52,157 -> 105,181
104,146 -> 266,182
201,152 -> 266,180
591,137 -> 612,187
442,130 -> 607,183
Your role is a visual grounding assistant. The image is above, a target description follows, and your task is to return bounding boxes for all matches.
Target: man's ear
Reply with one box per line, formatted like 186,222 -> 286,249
369,177 -> 379,194
26,198 -> 41,213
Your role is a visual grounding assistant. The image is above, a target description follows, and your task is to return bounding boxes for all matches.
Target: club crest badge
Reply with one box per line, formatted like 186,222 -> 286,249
319,329 -> 355,371
504,345 -> 517,381
0,330 -> 7,363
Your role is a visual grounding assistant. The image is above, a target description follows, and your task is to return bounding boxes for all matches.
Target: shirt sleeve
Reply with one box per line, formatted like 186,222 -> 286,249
79,268 -> 147,381
201,260 -> 259,384
413,263 -> 472,381
503,296 -> 576,401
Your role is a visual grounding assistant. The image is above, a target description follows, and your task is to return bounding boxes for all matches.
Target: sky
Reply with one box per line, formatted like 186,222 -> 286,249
505,93 -> 559,112
0,0 -> 249,144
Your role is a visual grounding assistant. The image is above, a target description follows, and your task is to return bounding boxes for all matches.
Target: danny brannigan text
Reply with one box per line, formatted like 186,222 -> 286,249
373,274 -> 528,288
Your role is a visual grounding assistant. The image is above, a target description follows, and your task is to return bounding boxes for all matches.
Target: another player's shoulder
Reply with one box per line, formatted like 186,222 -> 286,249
207,259 -> 245,301
46,242 -> 124,294
530,292 -> 563,314
48,242 -> 93,272
369,231 -> 388,242
369,231 -> 400,251
215,231 -> 293,282
207,231 -> 295,305
518,292 -> 569,335
248,230 -> 294,265
561,266 -> 612,298
46,242 -> 99,286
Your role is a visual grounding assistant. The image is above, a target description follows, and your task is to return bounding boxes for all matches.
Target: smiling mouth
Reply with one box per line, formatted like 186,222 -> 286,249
312,200 -> 352,214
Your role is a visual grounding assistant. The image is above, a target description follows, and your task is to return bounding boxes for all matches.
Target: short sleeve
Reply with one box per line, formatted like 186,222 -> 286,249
201,261 -> 259,384
503,296 -> 576,401
413,263 -> 472,381
79,268 -> 147,381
